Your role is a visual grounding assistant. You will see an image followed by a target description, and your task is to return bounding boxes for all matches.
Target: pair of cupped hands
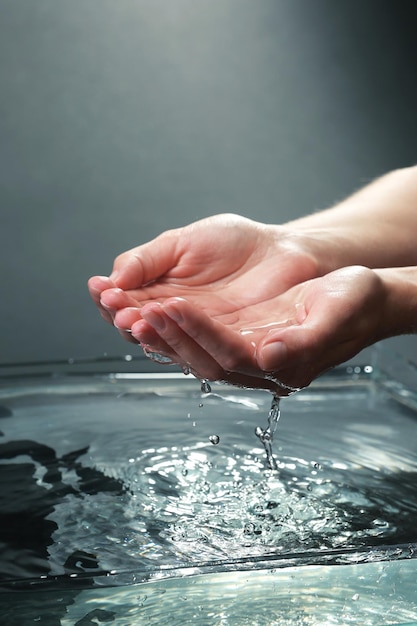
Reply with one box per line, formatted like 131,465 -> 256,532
88,214 -> 386,395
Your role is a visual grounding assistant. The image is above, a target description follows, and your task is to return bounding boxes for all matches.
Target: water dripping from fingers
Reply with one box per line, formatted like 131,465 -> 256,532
264,374 -> 301,395
255,395 -> 281,471
142,346 -> 174,364
200,379 -> 211,394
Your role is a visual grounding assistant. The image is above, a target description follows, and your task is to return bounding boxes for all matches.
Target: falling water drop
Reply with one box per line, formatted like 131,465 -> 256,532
200,379 -> 211,394
209,434 -> 220,445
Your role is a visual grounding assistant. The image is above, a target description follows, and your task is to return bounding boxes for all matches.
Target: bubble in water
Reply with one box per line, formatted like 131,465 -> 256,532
209,434 -> 220,445
244,523 -> 255,535
199,403 -> 204,408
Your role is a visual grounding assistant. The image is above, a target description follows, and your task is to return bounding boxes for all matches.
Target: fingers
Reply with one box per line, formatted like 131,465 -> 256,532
87,276 -> 116,324
257,327 -> 329,389
88,275 -> 149,342
257,270 -> 381,387
100,287 -> 141,317
133,300 -> 291,392
134,298 -> 254,380
163,298 -> 257,377
137,302 -> 227,379
131,318 -> 182,363
94,287 -> 145,336
110,230 -> 180,290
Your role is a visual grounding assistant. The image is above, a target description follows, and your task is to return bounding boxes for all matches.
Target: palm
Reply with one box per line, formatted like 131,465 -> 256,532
130,266 -> 384,394
105,214 -> 318,318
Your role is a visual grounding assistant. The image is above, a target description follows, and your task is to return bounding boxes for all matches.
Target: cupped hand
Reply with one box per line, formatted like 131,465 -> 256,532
89,220 -> 388,393
129,266 -> 387,393
88,213 -> 320,348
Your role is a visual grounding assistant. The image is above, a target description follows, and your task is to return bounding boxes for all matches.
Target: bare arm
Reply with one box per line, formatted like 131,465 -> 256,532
284,166 -> 417,273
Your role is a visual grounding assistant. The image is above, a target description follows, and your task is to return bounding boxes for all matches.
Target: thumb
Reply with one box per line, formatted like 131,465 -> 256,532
110,230 -> 180,290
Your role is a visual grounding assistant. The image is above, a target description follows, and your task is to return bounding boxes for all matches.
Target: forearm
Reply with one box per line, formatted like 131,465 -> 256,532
285,166 -> 417,273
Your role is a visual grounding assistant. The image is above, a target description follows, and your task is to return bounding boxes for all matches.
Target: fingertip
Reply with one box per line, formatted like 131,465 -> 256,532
110,258 -> 144,289
88,275 -> 113,293
113,306 -> 142,330
163,299 -> 186,324
99,287 -> 125,308
258,340 -> 287,371
131,318 -> 149,338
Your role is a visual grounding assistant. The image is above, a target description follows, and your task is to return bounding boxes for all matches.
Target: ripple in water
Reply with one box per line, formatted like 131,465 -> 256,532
46,440 -> 415,577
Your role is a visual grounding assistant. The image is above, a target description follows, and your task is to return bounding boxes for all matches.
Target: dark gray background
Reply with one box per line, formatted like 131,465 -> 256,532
1,0 -> 417,364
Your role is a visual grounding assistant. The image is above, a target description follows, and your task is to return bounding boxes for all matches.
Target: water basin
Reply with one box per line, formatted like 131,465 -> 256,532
1,347 -> 417,624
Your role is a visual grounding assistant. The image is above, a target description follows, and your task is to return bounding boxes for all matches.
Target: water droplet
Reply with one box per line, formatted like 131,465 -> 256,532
183,366 -> 191,376
142,347 -> 173,364
124,354 -> 133,361
313,462 -> 321,470
352,593 -> 359,601
199,403 -> 203,408
209,434 -> 220,445
200,379 -> 211,393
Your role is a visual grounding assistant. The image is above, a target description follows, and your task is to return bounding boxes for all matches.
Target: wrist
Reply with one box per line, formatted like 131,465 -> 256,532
272,225 -> 364,277
374,267 -> 417,338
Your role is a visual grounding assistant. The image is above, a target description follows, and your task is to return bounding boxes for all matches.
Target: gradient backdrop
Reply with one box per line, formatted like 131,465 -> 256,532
1,0 -> 417,363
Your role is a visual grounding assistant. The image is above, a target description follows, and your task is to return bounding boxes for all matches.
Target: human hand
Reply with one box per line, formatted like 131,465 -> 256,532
88,213 -> 321,350
89,216 -> 388,393
127,265 -> 387,394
